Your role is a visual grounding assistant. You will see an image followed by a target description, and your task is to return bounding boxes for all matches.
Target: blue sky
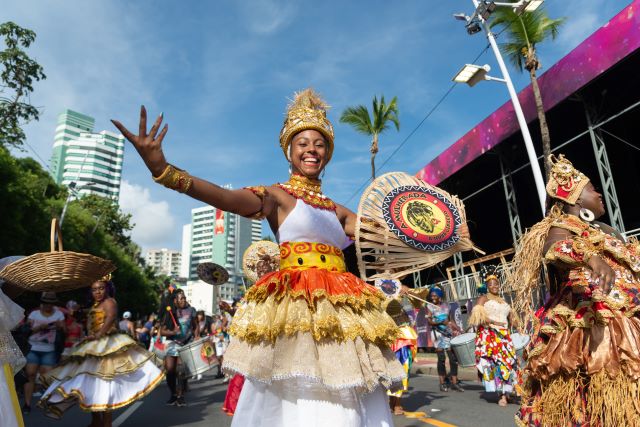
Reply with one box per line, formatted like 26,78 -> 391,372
5,0 -> 631,252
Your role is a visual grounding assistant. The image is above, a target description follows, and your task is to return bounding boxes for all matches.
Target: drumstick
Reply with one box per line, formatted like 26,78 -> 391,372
406,293 -> 440,310
166,306 -> 178,329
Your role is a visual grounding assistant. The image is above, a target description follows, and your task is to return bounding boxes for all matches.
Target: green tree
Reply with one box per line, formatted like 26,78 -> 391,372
491,8 -> 565,177
339,95 -> 399,181
0,22 -> 46,148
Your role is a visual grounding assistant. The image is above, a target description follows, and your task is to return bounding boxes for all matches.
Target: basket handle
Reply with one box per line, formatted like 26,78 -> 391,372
50,218 -> 64,252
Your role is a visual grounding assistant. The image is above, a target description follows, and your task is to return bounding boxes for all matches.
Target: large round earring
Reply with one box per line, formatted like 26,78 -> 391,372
579,207 -> 595,222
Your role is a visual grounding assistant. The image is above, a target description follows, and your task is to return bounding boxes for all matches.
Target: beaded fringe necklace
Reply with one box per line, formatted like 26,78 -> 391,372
277,173 -> 336,211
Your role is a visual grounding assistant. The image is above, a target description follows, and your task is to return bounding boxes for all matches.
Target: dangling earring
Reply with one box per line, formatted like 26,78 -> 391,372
321,168 -> 326,179
288,162 -> 292,175
579,207 -> 595,222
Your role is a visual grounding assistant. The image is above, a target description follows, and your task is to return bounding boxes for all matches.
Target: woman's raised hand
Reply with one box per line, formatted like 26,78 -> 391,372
111,106 -> 168,176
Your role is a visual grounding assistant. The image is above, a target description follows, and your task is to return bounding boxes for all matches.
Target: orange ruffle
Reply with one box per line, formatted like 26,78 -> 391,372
245,268 -> 385,309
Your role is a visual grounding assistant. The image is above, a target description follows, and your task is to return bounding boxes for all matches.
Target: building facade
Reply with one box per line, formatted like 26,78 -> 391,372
181,204 -> 262,304
145,248 -> 182,277
50,109 -> 125,201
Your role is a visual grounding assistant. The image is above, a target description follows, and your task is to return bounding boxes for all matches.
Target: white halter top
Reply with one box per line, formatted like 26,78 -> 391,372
276,200 -> 352,249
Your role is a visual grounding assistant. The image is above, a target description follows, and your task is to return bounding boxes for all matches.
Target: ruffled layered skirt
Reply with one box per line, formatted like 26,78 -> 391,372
223,266 -> 405,425
39,333 -> 164,418
516,275 -> 640,427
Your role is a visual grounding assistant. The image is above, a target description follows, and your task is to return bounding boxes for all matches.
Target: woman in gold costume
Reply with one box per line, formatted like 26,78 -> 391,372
514,155 -> 640,426
112,89 -> 404,426
39,279 -> 164,427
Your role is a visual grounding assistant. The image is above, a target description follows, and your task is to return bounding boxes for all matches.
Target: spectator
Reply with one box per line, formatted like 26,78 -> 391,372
22,292 -> 65,414
61,300 -> 84,357
118,311 -> 135,336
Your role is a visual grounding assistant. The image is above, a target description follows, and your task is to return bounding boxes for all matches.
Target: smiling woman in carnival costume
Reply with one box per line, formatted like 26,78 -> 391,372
39,278 -> 164,427
112,89 -> 404,426
469,265 -> 517,407
514,155 -> 640,426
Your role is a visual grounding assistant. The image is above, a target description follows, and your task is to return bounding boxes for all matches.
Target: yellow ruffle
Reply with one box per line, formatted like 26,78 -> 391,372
230,295 -> 398,345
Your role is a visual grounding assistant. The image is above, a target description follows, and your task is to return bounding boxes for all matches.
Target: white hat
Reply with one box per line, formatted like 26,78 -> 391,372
123,311 -> 132,319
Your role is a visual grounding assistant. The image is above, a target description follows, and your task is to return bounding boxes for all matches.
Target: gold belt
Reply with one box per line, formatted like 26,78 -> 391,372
279,242 -> 346,273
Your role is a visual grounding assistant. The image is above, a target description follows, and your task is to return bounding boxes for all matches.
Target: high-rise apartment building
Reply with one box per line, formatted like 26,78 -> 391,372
145,248 -> 182,277
50,109 -> 125,201
182,204 -> 262,302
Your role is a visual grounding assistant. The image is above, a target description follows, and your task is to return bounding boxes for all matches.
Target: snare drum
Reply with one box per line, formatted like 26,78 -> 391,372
178,336 -> 219,378
450,332 -> 476,367
511,333 -> 530,367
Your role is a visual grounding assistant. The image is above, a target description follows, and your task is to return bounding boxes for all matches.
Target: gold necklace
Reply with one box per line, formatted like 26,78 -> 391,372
278,173 -> 336,211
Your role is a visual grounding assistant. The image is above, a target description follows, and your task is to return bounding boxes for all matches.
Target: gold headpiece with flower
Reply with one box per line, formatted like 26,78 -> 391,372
279,88 -> 334,161
545,154 -> 590,205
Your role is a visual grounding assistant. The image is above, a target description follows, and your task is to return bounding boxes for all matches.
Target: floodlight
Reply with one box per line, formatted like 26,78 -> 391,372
515,0 -> 544,13
466,21 -> 482,35
452,64 -> 491,87
453,13 -> 469,21
477,1 -> 496,20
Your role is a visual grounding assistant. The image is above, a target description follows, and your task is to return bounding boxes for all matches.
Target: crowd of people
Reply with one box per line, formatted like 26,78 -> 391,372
2,87 -> 638,427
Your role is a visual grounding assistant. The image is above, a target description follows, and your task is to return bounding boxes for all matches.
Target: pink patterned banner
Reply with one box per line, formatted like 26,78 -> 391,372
416,1 -> 640,184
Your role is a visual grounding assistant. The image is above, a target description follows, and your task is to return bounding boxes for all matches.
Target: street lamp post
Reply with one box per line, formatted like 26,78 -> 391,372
59,181 -> 95,226
454,0 -> 547,214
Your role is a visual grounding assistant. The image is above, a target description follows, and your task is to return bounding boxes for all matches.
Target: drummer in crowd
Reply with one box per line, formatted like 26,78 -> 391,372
468,265 -> 518,407
425,286 -> 464,392
160,288 -> 198,407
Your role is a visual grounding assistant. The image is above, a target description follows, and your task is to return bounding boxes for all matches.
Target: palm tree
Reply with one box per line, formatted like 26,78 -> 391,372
340,95 -> 400,181
491,8 -> 565,178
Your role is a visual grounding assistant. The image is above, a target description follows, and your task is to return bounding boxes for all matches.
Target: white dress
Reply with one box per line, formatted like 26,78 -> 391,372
228,200 -> 400,427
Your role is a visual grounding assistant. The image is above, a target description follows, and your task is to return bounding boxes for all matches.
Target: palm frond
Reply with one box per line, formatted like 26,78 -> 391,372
339,105 -> 373,136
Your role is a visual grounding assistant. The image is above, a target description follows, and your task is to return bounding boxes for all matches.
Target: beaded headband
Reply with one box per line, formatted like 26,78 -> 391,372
546,154 -> 590,205
279,88 -> 334,161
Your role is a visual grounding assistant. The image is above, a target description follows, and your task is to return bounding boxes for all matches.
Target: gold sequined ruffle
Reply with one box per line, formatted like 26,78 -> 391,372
223,331 -> 405,393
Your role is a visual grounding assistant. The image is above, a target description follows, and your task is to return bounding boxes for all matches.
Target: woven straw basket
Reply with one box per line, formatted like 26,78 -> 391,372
355,172 -> 478,283
0,218 -> 115,292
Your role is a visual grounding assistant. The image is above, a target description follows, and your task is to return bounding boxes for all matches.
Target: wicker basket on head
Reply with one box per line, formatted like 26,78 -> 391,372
355,172 -> 478,283
0,218 -> 116,292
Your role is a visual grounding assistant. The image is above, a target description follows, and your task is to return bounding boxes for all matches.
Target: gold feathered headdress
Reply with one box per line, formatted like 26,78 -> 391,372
279,88 -> 334,161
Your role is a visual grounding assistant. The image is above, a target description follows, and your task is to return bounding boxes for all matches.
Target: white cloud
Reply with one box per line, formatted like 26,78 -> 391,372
119,180 -> 176,251
236,0 -> 297,34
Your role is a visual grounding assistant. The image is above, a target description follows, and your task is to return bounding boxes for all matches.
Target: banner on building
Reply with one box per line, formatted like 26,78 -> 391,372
215,209 -> 225,234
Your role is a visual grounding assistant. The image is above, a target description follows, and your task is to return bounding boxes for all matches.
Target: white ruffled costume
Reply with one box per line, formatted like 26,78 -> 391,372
225,200 -> 404,427
0,281 -> 27,427
39,304 -> 164,418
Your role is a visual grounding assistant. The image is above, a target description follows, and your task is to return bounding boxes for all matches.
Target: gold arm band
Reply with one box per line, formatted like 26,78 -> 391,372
153,164 -> 193,193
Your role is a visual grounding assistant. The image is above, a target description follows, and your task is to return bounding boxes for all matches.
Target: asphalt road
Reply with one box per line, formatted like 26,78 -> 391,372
22,370 -> 517,427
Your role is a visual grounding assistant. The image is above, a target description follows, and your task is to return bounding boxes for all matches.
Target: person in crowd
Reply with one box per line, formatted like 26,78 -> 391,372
469,265 -> 517,407
196,310 -> 211,338
426,286 -> 464,393
160,288 -> 198,407
112,88 -> 404,425
22,292 -> 65,414
135,314 -> 154,349
0,256 -> 28,427
513,155 -> 640,426
118,311 -> 135,336
39,278 -> 164,427
385,299 -> 417,415
61,300 -> 84,358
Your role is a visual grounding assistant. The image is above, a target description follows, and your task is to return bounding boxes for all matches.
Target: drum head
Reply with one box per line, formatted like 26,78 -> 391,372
197,262 -> 229,285
242,241 -> 280,283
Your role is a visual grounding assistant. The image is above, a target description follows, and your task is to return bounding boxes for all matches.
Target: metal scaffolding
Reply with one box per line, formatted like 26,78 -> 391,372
499,156 -> 523,244
584,105 -> 626,232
